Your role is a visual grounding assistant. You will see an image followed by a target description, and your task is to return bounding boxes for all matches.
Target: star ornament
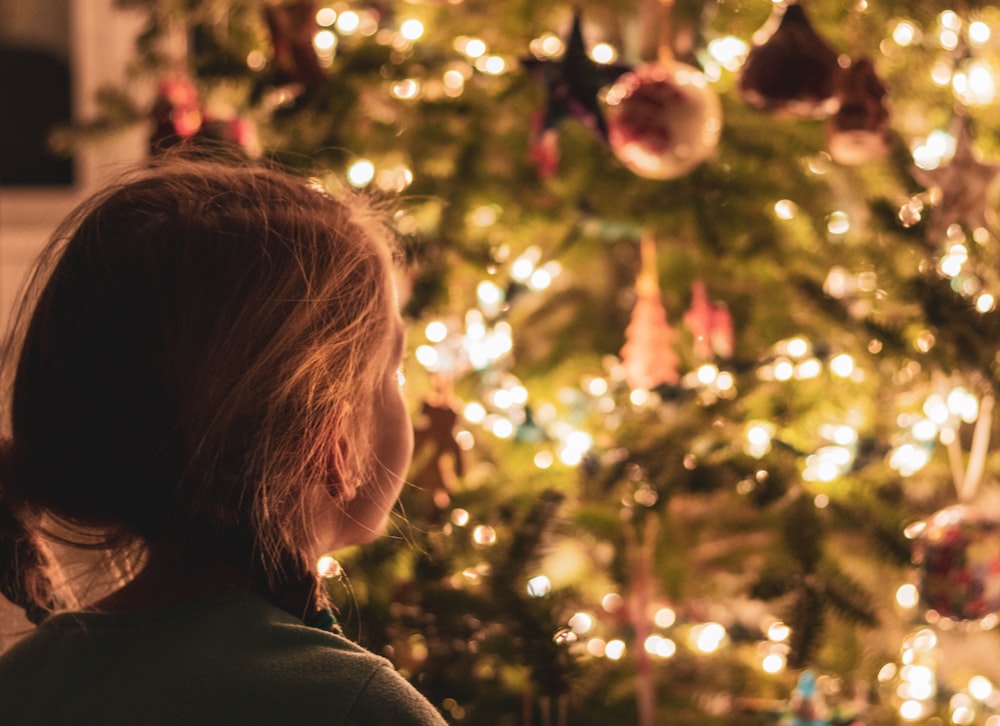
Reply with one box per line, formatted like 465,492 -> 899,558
522,11 -> 630,174
911,119 -> 1000,242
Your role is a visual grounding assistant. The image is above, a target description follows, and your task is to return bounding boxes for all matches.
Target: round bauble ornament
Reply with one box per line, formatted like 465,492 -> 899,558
603,60 -> 722,180
738,1 -> 841,119
908,504 -> 1000,622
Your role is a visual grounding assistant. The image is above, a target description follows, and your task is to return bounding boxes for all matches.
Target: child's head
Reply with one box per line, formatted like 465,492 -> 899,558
0,156 -> 412,623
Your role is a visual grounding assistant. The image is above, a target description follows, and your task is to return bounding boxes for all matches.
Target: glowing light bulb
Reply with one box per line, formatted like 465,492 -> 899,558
316,7 -> 337,26
590,42 -> 616,64
762,653 -> 786,673
767,621 -> 790,641
969,20 -> 991,45
425,320 -> 448,342
829,354 -> 855,377
463,38 -> 486,58
346,159 -> 376,187
399,19 -> 424,41
654,607 -> 676,628
313,30 -> 336,51
969,675 -> 993,700
827,211 -> 850,235
569,612 -> 594,634
473,524 -> 497,545
707,36 -> 748,71
774,199 -> 798,220
604,639 -> 626,660
534,451 -> 554,469
336,10 -> 360,34
692,622 -> 726,653
527,575 -> 551,597
893,20 -> 917,46
896,583 -> 919,608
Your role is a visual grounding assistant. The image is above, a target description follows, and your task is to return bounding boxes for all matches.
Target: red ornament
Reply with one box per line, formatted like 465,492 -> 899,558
826,57 -> 891,166
909,504 -> 1000,622
603,60 -> 722,180
683,282 -> 733,360
620,235 -> 681,389
263,1 -> 324,91
149,76 -> 202,152
738,1 -> 841,119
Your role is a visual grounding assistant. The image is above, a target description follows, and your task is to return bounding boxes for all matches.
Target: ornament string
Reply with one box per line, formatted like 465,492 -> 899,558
657,0 -> 674,63
961,391 -> 994,502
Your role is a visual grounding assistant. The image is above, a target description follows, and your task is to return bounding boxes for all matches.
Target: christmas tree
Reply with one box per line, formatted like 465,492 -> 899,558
46,0 -> 1000,723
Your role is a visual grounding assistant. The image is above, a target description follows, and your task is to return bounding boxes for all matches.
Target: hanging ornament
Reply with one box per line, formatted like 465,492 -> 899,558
521,11 -> 631,177
602,0 -> 721,180
908,504 -> 1000,622
786,670 -> 831,726
620,233 -> 681,389
910,116 -> 1000,242
826,57 -> 891,166
407,379 -> 465,520
263,1 -> 325,95
738,1 -> 841,119
149,75 -> 203,153
906,391 -> 1000,622
683,281 -> 734,360
603,61 -> 722,180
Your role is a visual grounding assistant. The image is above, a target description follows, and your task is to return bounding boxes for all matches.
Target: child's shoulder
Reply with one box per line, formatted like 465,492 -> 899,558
1,589 -> 446,725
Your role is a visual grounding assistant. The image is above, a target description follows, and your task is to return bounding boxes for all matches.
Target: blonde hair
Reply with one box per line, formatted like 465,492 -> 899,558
0,155 -> 398,623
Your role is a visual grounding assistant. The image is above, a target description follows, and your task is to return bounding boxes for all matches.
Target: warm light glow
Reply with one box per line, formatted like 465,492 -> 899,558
692,622 -> 726,653
899,700 -> 924,720
774,199 -> 798,220
464,402 -> 486,424
761,653 -> 786,673
969,20 -> 991,45
316,555 -> 341,578
969,675 -> 993,701
774,359 -> 794,381
912,130 -> 956,170
473,524 -> 497,545
569,612 -> 594,634
463,38 -> 486,58
896,583 -> 919,608
347,159 -> 375,187
830,353 -> 855,377
313,30 -> 337,51
604,639 -> 626,660
893,20 -> 917,46
654,607 -> 676,628
479,56 -> 506,75
707,36 -> 748,71
415,344 -> 439,370
316,7 -> 337,26
527,575 -> 552,597
336,10 -> 360,34
392,79 -> 420,99
602,593 -> 624,613
399,19 -> 424,41
491,417 -> 514,439
977,293 -> 996,313
767,621 -> 790,641
827,211 -> 850,235
534,450 -> 554,469
425,320 -> 448,343
697,363 -> 719,385
590,42 -> 616,64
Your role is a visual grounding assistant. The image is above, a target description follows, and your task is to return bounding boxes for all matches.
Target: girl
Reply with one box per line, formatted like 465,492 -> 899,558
0,157 -> 447,725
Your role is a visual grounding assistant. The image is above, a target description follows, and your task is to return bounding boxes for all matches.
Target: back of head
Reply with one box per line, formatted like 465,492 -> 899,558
0,155 -> 396,622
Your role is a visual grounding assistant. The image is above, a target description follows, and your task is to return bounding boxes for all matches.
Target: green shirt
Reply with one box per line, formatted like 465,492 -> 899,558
0,589 -> 447,725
